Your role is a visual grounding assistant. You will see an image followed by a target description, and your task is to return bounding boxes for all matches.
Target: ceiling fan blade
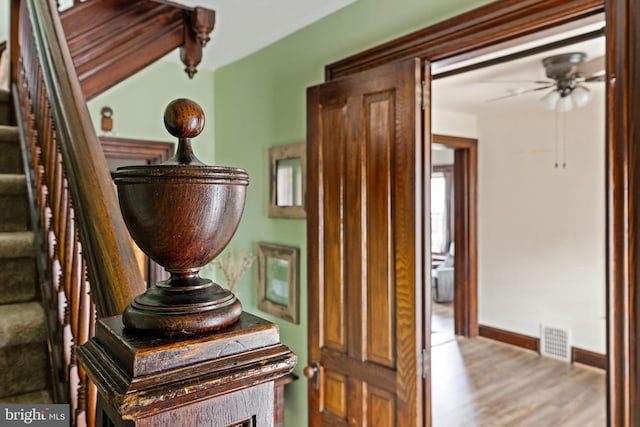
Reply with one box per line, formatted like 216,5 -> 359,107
479,79 -> 553,85
574,55 -> 605,78
585,75 -> 606,82
484,84 -> 554,103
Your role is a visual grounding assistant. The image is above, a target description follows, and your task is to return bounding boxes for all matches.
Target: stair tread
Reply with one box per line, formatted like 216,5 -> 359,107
0,125 -> 19,142
0,302 -> 46,347
0,174 -> 26,194
0,231 -> 35,257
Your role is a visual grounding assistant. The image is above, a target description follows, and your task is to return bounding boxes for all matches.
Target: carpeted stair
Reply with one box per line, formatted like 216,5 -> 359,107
0,89 -> 51,403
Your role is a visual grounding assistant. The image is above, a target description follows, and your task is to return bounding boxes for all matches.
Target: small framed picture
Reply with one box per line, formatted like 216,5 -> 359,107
257,242 -> 300,324
268,142 -> 306,219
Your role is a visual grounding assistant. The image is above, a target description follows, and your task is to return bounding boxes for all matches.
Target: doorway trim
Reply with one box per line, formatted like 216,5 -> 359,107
432,134 -> 478,338
323,0 -> 639,425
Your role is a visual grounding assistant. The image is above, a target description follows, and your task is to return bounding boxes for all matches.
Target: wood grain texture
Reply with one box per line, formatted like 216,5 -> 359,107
60,1 -> 215,99
115,100 -> 249,335
606,1 -> 640,425
479,324 -> 540,353
365,91 -> 394,368
321,2 -> 640,426
432,336 -> 605,427
307,58 -> 424,426
326,0 -> 603,80
273,373 -> 297,427
572,347 -> 607,370
78,312 -> 296,424
101,137 -> 175,287
101,137 -> 175,166
22,0 -> 146,317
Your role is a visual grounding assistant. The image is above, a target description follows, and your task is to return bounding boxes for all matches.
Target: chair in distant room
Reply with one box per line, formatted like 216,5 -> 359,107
432,242 -> 454,303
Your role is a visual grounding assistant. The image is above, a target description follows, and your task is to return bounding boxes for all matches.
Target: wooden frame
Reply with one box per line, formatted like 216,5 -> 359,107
323,0 -> 640,424
100,136 -> 174,166
257,242 -> 300,324
268,142 -> 306,219
432,134 -> 478,338
100,136 -> 175,287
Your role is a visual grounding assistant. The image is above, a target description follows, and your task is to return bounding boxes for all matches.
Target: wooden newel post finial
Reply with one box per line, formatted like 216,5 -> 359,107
115,98 -> 249,335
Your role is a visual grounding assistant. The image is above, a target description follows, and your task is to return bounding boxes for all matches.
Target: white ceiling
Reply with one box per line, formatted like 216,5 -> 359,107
432,19 -> 606,115
165,2 -> 605,116
169,0 -> 355,70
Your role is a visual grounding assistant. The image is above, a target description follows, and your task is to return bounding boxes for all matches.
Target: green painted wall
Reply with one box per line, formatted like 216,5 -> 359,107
212,0 -> 490,425
1,0 -> 495,424
87,60 -> 216,161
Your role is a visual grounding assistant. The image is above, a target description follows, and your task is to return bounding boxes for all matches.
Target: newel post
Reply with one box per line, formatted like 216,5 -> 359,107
77,99 -> 296,426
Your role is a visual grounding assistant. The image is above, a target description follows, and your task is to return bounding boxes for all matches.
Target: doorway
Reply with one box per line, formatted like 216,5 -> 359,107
430,134 -> 478,338
310,0 -> 640,424
428,24 -> 607,425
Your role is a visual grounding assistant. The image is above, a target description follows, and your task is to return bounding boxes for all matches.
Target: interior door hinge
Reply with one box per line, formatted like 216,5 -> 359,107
421,81 -> 427,110
421,348 -> 430,378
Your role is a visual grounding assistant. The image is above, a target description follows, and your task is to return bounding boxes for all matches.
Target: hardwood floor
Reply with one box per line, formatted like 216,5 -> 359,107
432,302 -> 455,347
431,303 -> 606,427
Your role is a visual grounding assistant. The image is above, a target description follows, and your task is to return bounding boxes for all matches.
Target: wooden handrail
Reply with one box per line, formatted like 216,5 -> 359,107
19,0 -> 145,317
11,0 -> 147,423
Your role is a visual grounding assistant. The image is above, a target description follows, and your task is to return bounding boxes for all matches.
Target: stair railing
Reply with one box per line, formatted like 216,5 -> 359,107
10,0 -> 146,425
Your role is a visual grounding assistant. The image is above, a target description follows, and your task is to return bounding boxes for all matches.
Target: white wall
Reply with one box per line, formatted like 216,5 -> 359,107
476,92 -> 606,353
433,109 -> 478,139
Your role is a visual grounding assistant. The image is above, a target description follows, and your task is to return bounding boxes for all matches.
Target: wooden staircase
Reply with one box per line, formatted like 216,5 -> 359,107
59,0 -> 215,100
0,90 -> 51,404
4,0 -> 216,423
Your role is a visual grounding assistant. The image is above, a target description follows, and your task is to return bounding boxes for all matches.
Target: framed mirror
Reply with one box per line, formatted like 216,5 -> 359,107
268,142 -> 306,219
257,242 -> 300,324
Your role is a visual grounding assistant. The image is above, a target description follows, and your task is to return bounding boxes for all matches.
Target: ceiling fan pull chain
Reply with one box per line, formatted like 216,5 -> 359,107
562,112 -> 567,169
554,111 -> 559,168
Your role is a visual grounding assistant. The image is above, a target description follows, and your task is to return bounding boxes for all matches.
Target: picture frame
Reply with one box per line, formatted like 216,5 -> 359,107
257,242 -> 300,324
268,142 -> 306,219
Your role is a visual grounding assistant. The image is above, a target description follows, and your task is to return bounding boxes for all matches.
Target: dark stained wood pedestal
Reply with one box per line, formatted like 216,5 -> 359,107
78,312 -> 296,427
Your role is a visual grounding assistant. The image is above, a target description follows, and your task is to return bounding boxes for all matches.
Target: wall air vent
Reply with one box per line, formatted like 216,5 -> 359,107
540,324 -> 571,361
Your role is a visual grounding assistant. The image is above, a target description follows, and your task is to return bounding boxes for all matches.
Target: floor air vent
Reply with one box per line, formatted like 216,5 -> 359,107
540,325 -> 571,361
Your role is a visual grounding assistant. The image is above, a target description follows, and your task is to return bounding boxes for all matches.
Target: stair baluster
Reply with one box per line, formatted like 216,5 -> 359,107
8,0 -> 220,424
10,0 -> 146,423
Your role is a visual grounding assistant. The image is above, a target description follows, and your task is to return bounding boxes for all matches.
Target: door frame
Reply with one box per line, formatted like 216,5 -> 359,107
100,136 -> 174,287
324,0 -> 639,424
432,134 -> 478,338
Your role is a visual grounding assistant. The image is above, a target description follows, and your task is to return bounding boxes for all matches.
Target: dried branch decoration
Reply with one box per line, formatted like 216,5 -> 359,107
212,248 -> 256,293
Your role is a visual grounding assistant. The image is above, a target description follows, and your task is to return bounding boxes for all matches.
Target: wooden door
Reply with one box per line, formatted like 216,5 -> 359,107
306,58 -> 428,426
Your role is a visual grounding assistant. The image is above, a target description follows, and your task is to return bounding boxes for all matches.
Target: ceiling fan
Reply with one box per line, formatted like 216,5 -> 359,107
485,51 -> 605,111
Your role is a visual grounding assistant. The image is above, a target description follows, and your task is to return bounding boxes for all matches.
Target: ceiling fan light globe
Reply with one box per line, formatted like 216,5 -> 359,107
557,95 -> 574,112
541,90 -> 560,110
571,85 -> 592,108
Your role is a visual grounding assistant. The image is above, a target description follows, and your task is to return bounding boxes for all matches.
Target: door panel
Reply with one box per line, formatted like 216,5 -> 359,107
307,58 -> 428,427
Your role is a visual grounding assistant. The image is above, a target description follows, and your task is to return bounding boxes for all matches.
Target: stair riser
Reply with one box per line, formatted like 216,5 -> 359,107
0,140 -> 22,174
0,258 -> 37,304
0,343 -> 48,398
0,193 -> 29,232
